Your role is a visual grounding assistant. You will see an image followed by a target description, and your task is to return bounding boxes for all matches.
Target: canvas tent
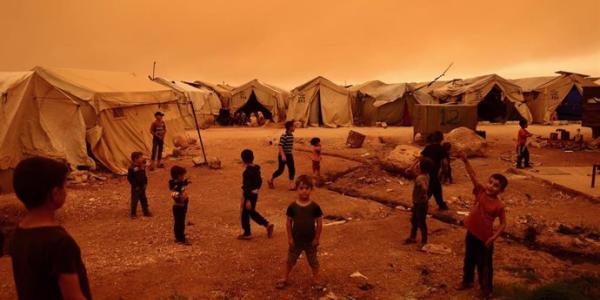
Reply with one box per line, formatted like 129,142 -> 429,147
287,76 -> 353,127
349,80 -> 436,126
430,74 -> 531,123
412,104 -> 478,139
154,77 -> 222,129
512,72 -> 598,123
190,80 -> 232,107
229,79 -> 289,122
0,67 -> 186,182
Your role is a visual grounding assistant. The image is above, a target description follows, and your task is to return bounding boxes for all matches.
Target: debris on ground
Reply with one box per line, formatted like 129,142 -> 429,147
349,271 -> 369,280
420,243 -> 452,255
445,127 -> 487,157
67,170 -> 107,184
346,130 -> 366,148
320,291 -> 339,300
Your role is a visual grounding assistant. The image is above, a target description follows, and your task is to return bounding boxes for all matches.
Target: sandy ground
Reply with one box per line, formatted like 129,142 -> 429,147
0,124 -> 599,299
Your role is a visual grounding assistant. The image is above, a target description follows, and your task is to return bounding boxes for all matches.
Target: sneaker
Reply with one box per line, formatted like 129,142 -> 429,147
237,234 -> 252,240
267,224 -> 275,238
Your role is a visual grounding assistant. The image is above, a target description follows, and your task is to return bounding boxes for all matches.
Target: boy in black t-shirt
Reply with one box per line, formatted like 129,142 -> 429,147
9,156 -> 92,300
170,165 -> 191,245
276,175 -> 324,290
238,149 -> 274,240
127,151 -> 152,218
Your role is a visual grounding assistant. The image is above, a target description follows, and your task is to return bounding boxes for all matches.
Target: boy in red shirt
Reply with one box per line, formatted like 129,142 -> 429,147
516,119 -> 533,168
457,152 -> 508,299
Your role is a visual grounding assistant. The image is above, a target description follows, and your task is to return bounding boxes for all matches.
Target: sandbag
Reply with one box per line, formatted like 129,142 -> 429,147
380,144 -> 421,175
445,127 -> 487,157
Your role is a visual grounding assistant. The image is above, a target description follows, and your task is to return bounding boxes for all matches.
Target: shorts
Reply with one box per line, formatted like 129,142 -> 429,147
287,244 -> 319,268
312,160 -> 321,173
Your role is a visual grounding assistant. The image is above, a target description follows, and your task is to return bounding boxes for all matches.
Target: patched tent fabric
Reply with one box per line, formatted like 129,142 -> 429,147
191,80 -> 232,108
154,77 -> 222,129
0,67 -> 186,177
512,72 -> 598,123
287,76 -> 353,127
349,80 -> 436,126
230,79 -> 289,122
430,74 -> 531,123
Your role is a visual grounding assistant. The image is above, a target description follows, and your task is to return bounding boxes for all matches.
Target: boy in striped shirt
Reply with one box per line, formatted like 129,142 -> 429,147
268,121 -> 296,190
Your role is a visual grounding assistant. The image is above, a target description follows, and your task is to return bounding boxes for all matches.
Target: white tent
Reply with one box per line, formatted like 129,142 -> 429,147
230,79 -> 289,122
287,76 -> 353,127
154,77 -> 222,129
0,67 -> 186,180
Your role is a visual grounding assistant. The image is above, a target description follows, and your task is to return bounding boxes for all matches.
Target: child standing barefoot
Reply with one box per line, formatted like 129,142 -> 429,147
277,175 -> 323,290
405,158 -> 434,246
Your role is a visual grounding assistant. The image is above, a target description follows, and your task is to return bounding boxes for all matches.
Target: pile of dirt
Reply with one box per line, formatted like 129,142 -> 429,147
445,127 -> 487,157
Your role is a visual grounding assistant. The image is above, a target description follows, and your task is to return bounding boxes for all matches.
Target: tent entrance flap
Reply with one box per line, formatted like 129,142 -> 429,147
308,91 -> 324,127
235,91 -> 273,120
477,85 -> 507,122
556,86 -> 583,120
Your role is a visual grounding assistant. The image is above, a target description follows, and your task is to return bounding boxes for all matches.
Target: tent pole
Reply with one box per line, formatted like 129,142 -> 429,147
189,100 -> 208,164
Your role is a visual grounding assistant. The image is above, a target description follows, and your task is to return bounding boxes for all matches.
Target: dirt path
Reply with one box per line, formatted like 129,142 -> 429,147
0,125 -> 598,299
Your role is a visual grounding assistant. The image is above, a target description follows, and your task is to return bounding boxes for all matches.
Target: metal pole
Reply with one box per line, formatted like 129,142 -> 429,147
189,100 -> 208,164
152,61 -> 156,80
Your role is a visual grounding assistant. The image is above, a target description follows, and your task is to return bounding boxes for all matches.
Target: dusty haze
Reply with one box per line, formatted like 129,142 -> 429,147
1,0 -> 598,88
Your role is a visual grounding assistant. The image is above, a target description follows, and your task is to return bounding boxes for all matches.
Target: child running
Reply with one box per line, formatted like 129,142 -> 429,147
405,158 -> 434,246
128,151 -> 152,218
310,137 -> 322,186
170,165 -> 191,245
457,152 -> 508,299
9,157 -> 92,300
238,149 -> 274,240
516,119 -> 533,168
277,175 -> 324,290
268,121 -> 296,190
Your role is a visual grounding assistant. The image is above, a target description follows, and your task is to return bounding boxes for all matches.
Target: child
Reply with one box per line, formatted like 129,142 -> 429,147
150,111 -> 167,170
276,175 -> 323,290
457,152 -> 508,299
268,121 -> 296,190
516,119 -> 533,168
405,158 -> 434,246
310,137 -> 322,186
440,142 -> 453,184
170,166 -> 191,245
9,157 -> 92,300
421,131 -> 449,210
238,149 -> 274,240
127,151 -> 152,218
257,111 -> 266,126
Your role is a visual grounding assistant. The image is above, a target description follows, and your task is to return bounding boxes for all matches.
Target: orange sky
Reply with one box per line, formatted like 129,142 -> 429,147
1,0 -> 598,89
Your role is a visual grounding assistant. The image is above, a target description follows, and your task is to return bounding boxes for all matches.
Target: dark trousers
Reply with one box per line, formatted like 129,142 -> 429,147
241,194 -> 269,236
441,162 -> 453,184
151,137 -> 164,161
516,145 -> 530,168
409,202 -> 428,243
131,186 -> 150,216
173,204 -> 188,241
463,232 -> 494,293
427,175 -> 448,209
272,153 -> 295,180
0,230 -> 4,256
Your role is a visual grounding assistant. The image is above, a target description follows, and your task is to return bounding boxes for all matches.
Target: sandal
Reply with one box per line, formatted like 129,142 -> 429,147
275,280 -> 288,290
267,179 -> 274,189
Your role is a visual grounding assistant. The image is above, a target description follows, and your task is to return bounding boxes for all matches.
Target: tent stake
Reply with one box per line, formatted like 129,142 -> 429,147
189,100 -> 208,165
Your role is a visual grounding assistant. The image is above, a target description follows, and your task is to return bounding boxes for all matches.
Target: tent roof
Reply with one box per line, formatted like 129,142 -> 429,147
154,77 -> 215,95
556,71 -> 590,77
292,76 -> 348,95
0,72 -> 33,93
511,76 -> 559,92
431,74 -> 523,102
232,79 -> 289,97
190,80 -> 233,98
31,66 -> 179,110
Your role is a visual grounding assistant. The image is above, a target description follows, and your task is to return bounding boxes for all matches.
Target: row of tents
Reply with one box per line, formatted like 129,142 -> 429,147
1,66 -> 598,186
